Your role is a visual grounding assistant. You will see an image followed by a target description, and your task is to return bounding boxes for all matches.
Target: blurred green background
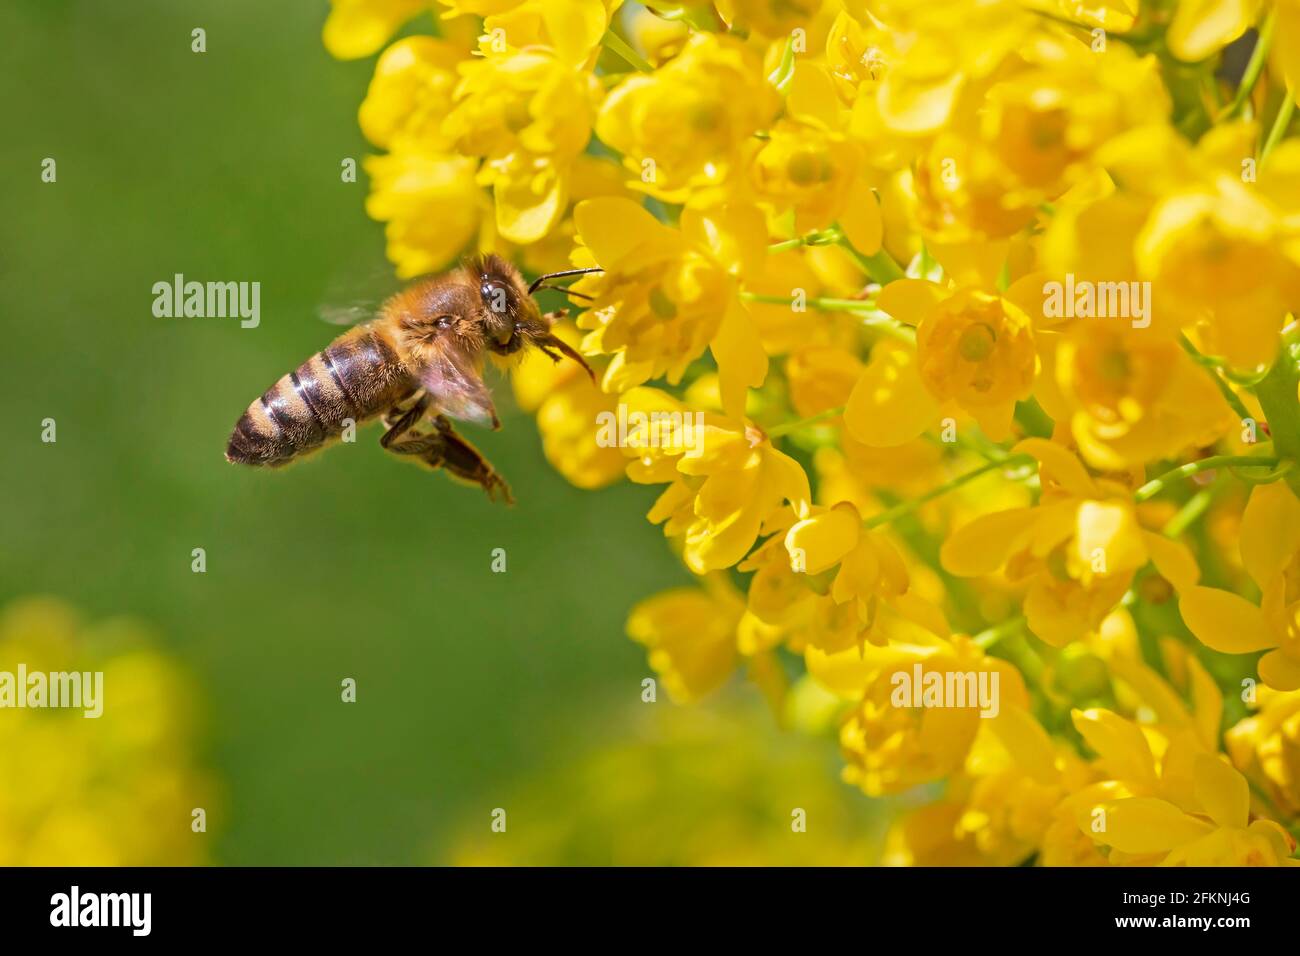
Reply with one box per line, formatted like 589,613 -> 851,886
0,0 -> 873,864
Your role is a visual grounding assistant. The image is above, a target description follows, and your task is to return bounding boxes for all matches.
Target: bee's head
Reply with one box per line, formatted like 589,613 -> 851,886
470,252 -> 539,346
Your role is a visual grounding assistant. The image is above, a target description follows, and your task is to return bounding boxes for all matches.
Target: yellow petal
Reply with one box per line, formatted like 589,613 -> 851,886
573,197 -> 678,269
844,343 -> 940,447
1072,708 -> 1159,789
1179,586 -> 1279,654
838,178 -> 882,256
1012,438 -> 1099,497
876,279 -> 944,327
1240,483 -> 1300,591
1193,753 -> 1249,829
494,167 -> 566,244
322,0 -> 427,60
1167,0 -> 1257,62
940,508 -> 1037,576
989,707 -> 1059,785
711,299 -> 769,419
785,504 -> 861,575
1142,531 -> 1201,592
1259,649 -> 1300,691
1088,797 -> 1214,853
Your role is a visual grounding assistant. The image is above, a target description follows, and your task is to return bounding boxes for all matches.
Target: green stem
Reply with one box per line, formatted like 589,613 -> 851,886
768,229 -> 841,253
1262,88 -> 1296,162
832,221 -> 906,284
1254,323 -> 1300,496
1134,455 -> 1280,503
601,29 -> 653,73
739,291 -> 916,343
1179,334 -> 1255,423
1162,486 -> 1215,538
973,616 -> 1026,649
1224,10 -> 1276,120
766,405 -> 845,437
863,455 -> 1035,529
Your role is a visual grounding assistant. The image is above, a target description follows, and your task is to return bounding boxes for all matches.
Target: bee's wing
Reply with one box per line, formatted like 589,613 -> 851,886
318,300 -> 378,326
317,259 -> 402,326
419,343 -> 499,429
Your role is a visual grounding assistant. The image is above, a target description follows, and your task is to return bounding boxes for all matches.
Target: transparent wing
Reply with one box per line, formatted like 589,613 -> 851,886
419,345 -> 499,429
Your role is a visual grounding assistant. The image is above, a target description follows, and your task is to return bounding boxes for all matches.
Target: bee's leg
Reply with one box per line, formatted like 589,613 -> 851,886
384,415 -> 514,505
380,392 -> 431,448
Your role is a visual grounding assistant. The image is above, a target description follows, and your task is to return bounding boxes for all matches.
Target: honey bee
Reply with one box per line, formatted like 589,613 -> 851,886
225,254 -> 597,503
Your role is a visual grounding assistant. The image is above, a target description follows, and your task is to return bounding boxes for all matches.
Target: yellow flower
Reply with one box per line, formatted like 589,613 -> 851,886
1022,0 -> 1139,31
0,598 -> 216,866
784,345 -> 863,418
1070,707 -> 1296,865
749,120 -> 872,235
1180,482 -> 1300,690
942,439 -> 1199,645
443,49 -> 600,243
359,36 -> 468,152
841,0 -> 1032,136
714,0 -> 825,37
571,197 -> 769,418
914,288 -> 1038,440
1226,687 -> 1300,817
1039,323 -> 1234,470
512,321 -> 626,489
911,35 -> 1168,242
478,0 -> 619,65
908,709 -> 1105,866
364,148 -> 488,277
449,702 -> 877,865
597,33 -> 780,203
1166,0 -> 1264,62
616,388 -> 811,573
808,631 -> 1029,795
627,576 -> 743,703
323,0 -> 431,60
848,277 -> 1040,442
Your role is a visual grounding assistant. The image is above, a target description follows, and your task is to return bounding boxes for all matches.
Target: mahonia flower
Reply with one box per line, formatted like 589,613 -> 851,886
1070,707 -> 1297,865
443,49 -> 601,243
859,278 -> 1041,441
1034,321 -> 1234,470
942,439 -> 1199,645
614,388 -> 810,573
1226,687 -> 1300,817
511,321 -> 625,489
627,575 -> 743,703
807,628 -> 1029,795
597,33 -> 779,202
571,197 -> 768,418
478,0 -> 620,65
0,598 -> 217,865
1180,482 -> 1300,690
323,0 -> 430,60
365,149 -> 488,277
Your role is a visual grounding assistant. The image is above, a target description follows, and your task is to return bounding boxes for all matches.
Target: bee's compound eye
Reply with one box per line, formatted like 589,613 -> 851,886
482,280 -> 509,314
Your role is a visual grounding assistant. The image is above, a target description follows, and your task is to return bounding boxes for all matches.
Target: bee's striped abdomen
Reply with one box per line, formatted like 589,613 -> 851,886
226,322 -> 412,467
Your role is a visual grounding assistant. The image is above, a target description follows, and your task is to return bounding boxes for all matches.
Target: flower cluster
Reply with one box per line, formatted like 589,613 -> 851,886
328,0 -> 1300,864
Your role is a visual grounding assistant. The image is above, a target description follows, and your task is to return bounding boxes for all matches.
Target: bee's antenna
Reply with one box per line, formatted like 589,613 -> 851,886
528,267 -> 603,295
533,285 -> 595,301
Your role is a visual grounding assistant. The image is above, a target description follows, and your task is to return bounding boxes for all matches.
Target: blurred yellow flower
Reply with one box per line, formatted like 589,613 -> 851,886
0,598 -> 217,866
